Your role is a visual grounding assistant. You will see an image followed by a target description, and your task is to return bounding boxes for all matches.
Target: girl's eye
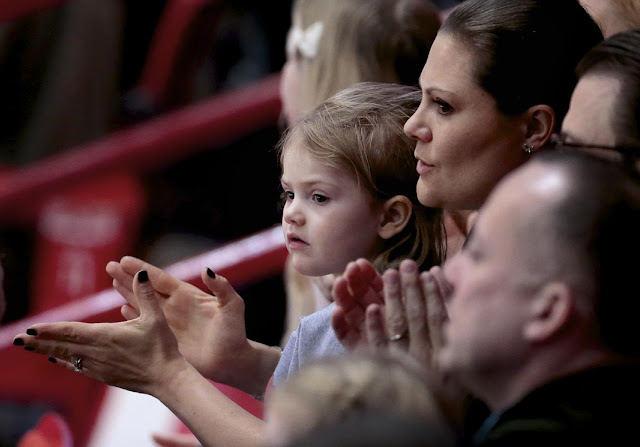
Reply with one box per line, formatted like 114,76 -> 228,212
278,190 -> 294,210
433,98 -> 453,115
312,193 -> 328,204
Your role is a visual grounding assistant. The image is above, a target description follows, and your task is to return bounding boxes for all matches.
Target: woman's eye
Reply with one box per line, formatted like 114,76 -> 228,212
312,193 -> 328,203
433,99 -> 453,115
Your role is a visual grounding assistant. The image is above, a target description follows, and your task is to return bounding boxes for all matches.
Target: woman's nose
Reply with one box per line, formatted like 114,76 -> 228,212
404,106 -> 432,142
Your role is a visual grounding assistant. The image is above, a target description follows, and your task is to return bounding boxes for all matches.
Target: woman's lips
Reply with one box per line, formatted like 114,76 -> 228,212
416,159 -> 435,175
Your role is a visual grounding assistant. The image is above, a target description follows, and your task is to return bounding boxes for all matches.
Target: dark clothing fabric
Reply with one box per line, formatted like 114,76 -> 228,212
469,364 -> 640,446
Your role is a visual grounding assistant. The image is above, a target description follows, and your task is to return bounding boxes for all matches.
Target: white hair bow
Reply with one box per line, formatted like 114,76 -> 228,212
286,21 -> 324,59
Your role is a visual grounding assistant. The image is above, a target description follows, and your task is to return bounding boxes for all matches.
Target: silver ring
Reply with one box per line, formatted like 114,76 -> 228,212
74,357 -> 83,373
389,332 -> 407,342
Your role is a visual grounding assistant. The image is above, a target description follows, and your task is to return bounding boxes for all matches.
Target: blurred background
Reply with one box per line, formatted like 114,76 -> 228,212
0,0 -> 293,445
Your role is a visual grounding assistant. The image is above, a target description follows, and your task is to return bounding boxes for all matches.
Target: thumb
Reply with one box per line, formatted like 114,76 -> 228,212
132,270 -> 164,321
200,268 -> 238,307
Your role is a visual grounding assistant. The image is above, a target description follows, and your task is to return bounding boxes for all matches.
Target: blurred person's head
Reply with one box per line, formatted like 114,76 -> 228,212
278,82 -> 444,276
404,0 -> 603,211
579,0 -> 640,37
441,150 -> 640,411
280,0 -> 441,124
276,410 -> 455,447
559,28 -> 640,170
264,351 -> 453,446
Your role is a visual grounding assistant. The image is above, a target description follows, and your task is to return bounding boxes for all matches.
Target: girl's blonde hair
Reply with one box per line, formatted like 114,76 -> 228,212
277,82 -> 443,272
290,0 -> 441,115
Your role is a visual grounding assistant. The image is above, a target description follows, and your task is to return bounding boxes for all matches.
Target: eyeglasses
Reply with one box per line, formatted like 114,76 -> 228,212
549,134 -> 640,166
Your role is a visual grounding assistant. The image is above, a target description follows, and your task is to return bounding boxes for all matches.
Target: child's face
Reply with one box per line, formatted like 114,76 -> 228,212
280,145 -> 383,276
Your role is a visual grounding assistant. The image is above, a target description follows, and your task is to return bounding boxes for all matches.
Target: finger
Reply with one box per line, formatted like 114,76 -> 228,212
331,305 -> 360,349
121,256 -> 179,296
383,268 -> 408,351
133,270 -> 164,321
201,268 -> 238,307
365,304 -> 388,351
16,321 -> 98,344
152,432 -> 201,447
113,279 -> 139,311
346,259 -> 384,308
48,355 -> 89,375
106,261 -> 135,294
422,271 -> 447,354
332,274 -> 356,310
121,304 -> 139,320
15,329 -> 95,364
429,265 -> 453,300
401,261 -> 431,360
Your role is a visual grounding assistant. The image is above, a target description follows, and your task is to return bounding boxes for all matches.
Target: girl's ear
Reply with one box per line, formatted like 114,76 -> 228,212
378,195 -> 413,240
524,104 -> 555,152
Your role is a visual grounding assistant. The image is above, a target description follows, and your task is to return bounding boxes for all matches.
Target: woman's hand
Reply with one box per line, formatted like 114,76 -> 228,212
14,271 -> 190,397
106,257 -> 279,395
364,260 -> 449,368
365,260 -> 471,430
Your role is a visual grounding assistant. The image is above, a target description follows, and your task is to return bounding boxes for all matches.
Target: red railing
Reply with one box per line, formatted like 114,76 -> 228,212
0,0 -> 69,23
0,73 -> 281,226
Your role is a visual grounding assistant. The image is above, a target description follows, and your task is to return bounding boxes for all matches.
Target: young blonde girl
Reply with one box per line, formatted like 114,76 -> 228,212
17,82 -> 444,447
280,0 -> 442,345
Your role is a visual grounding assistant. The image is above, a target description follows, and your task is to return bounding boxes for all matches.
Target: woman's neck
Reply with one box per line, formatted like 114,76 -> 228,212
443,210 -> 476,259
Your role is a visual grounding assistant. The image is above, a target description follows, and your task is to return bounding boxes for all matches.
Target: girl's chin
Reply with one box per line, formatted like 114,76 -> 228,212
290,259 -> 336,278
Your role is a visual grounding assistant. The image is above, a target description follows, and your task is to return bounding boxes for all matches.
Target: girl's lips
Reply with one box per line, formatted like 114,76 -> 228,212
416,159 -> 435,175
287,234 -> 309,249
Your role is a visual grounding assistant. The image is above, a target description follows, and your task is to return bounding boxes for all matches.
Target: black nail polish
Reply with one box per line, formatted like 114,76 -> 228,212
24,346 -> 35,351
13,338 -> 24,346
138,270 -> 149,283
48,357 -> 57,363
26,328 -> 38,336
206,268 -> 216,278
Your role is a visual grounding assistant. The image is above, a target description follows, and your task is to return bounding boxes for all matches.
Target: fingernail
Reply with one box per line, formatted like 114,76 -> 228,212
206,268 -> 216,278
26,328 -> 38,336
48,357 -> 57,363
13,338 -> 24,346
24,346 -> 35,351
138,270 -> 149,283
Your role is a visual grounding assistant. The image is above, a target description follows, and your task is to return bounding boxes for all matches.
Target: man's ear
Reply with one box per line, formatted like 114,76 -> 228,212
523,282 -> 574,342
378,195 -> 412,240
524,104 -> 555,152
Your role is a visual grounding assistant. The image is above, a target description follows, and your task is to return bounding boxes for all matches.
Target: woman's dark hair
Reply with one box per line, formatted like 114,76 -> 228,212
442,0 -> 603,128
576,28 -> 640,146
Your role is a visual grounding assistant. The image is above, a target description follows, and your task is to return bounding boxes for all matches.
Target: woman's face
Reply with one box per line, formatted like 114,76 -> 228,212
405,32 -> 528,211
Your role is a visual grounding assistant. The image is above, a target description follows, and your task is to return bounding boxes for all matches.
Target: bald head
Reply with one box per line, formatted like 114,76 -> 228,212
486,151 -> 640,356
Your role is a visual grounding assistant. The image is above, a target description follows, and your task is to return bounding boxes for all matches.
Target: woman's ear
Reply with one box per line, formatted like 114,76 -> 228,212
378,195 -> 413,240
524,104 -> 556,152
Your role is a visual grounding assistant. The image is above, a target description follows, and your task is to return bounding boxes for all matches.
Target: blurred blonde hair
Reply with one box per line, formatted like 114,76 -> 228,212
290,0 -> 441,115
265,351 -> 447,444
277,82 -> 443,273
